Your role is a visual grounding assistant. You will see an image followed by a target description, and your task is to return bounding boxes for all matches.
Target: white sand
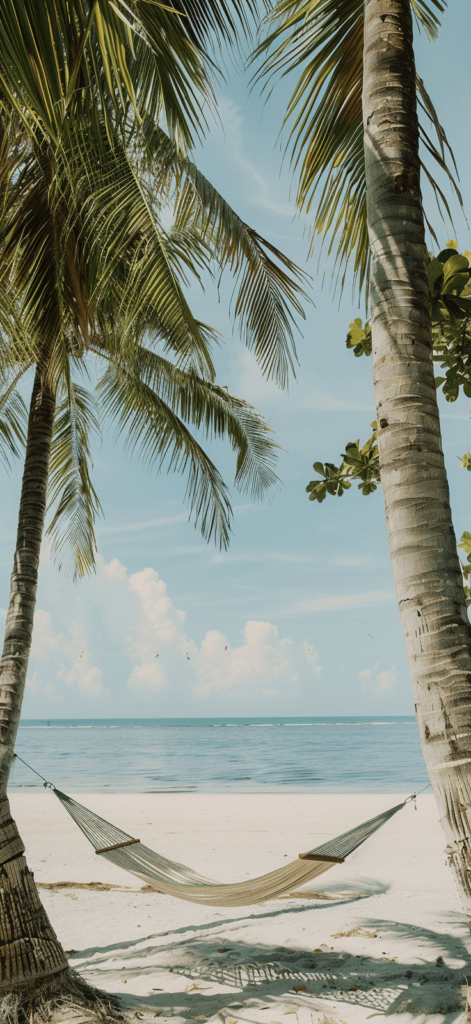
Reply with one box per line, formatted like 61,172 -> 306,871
10,792 -> 470,1024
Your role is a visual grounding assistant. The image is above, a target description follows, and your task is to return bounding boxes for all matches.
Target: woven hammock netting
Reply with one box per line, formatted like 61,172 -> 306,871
51,788 -> 406,907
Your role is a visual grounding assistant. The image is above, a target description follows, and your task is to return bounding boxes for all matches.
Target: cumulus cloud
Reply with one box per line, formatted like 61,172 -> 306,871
24,555 -> 325,709
128,662 -> 166,692
359,662 -> 398,694
56,620 -> 106,697
194,620 -> 294,697
124,566 -> 191,691
376,666 -> 398,692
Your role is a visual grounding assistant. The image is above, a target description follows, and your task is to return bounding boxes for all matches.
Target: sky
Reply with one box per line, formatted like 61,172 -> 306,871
2,2 -> 471,719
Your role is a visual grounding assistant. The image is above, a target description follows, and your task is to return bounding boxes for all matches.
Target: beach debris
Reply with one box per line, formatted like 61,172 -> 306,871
435,956 -> 445,966
280,891 -> 338,901
290,985 -> 309,994
37,880 -> 134,890
331,928 -> 377,938
314,945 -> 333,953
185,983 -> 211,992
217,948 -> 231,953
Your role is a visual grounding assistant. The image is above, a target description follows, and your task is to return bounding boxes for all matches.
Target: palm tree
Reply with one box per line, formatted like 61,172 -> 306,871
255,0 -> 471,926
0,1 -> 307,999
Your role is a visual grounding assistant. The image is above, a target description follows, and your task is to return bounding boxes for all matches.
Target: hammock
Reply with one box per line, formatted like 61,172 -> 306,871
49,787 -> 412,907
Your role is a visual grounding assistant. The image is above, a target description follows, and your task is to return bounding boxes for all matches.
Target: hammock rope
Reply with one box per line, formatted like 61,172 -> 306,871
10,749 -> 427,908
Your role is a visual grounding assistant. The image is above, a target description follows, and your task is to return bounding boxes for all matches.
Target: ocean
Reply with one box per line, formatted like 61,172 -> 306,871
11,717 -> 428,794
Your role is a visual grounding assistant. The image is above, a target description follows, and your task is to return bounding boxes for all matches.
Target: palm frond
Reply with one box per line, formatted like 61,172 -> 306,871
47,377 -> 102,580
66,125 -> 218,378
140,124 -> 308,386
0,0 -> 263,155
0,368 -> 28,468
411,0 -> 446,40
98,357 -> 232,548
102,343 -> 279,497
252,0 -> 455,295
97,347 -> 279,547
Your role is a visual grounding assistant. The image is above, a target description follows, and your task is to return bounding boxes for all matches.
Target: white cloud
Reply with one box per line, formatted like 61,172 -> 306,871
54,619 -> 106,698
376,666 -> 398,692
78,666 -> 104,696
124,566 -> 192,690
359,662 -> 398,694
128,662 -> 166,692
296,590 -> 395,613
194,620 -> 293,697
101,556 -> 127,580
25,555 -> 325,709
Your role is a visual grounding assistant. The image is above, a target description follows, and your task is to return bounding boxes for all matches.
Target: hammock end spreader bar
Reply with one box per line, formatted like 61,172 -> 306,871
96,838 -> 141,855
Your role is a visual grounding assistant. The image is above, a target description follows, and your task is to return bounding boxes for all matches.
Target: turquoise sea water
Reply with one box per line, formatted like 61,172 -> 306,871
11,717 -> 428,794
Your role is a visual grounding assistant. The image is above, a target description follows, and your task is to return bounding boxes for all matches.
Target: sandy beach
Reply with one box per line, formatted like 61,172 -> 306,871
10,792 -> 469,1024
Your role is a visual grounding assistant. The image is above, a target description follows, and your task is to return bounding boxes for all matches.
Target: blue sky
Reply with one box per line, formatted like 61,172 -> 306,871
2,2 -> 471,718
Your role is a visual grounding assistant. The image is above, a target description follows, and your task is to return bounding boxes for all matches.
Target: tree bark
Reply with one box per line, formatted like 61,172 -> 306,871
363,0 -> 471,925
0,367 -> 67,990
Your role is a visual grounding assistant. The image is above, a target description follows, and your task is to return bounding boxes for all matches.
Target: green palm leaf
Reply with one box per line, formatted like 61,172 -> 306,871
253,0 -> 455,293
0,368 -> 27,468
97,347 -> 279,549
47,377 -> 103,580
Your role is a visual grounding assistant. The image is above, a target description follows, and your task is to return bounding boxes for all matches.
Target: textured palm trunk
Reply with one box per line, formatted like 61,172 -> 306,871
0,367 -> 67,990
363,0 -> 471,924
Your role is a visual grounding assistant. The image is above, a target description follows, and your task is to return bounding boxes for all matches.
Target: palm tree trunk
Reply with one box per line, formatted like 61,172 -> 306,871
363,0 -> 471,925
0,366 -> 67,990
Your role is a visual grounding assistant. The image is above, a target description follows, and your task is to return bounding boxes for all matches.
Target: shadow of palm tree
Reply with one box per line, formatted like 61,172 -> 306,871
74,918 -> 467,1019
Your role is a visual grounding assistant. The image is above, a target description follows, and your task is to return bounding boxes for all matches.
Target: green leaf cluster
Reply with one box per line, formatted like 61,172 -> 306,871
458,531 -> 471,606
306,423 -> 379,503
429,243 -> 471,402
346,318 -> 372,357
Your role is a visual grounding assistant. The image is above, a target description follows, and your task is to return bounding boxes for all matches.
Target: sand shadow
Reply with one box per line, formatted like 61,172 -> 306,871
73,915 -> 469,1019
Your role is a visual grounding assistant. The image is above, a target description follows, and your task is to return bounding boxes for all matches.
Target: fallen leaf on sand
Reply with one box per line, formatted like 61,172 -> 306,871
290,985 -> 309,994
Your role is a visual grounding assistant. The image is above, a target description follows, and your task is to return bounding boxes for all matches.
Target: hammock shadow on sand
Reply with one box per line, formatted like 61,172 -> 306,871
74,920 -> 466,1019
